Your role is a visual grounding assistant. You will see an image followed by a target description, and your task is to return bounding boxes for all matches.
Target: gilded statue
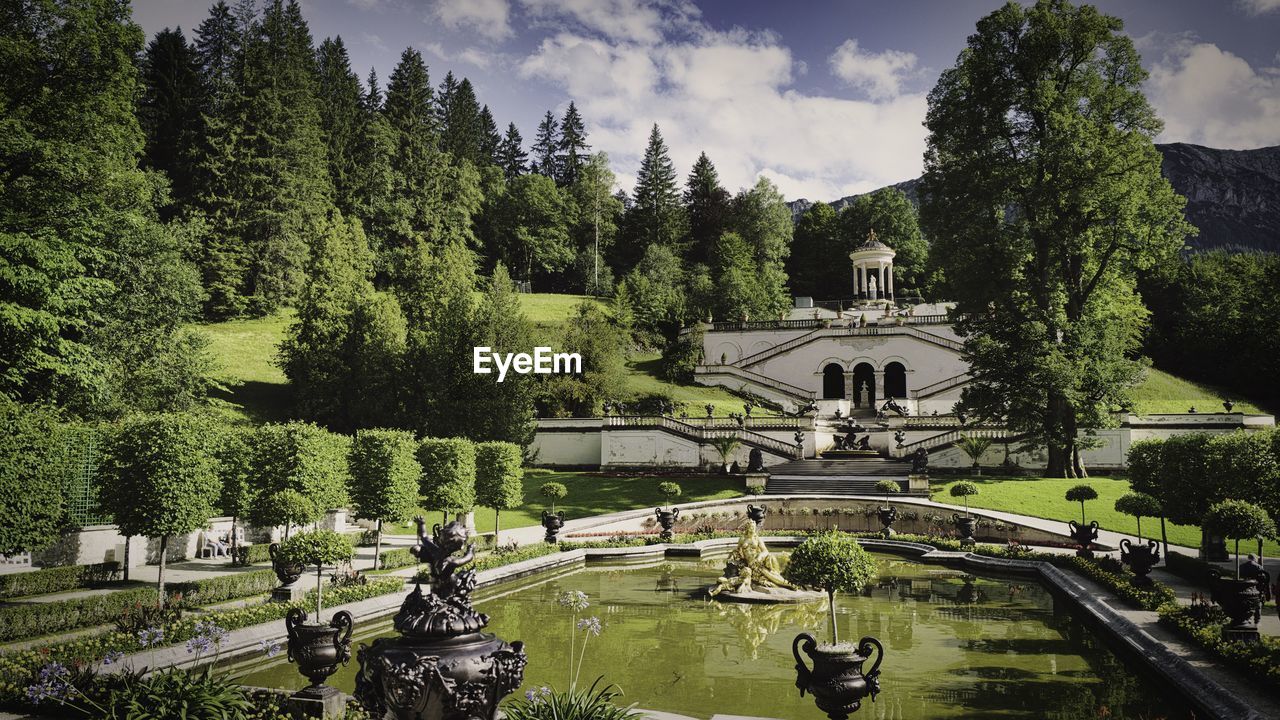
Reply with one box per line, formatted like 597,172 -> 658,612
709,519 -> 797,596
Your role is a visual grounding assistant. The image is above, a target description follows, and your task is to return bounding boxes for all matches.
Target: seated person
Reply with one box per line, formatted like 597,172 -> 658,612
204,526 -> 229,557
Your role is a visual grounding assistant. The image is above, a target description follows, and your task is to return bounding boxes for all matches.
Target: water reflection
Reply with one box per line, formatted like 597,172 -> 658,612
234,553 -> 1191,720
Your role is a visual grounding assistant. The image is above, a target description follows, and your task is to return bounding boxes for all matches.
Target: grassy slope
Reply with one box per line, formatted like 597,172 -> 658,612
195,294 -> 1266,423
930,476 -> 1280,554
385,470 -> 743,535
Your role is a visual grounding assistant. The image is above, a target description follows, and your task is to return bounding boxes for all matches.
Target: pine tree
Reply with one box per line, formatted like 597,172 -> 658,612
568,152 -> 623,296
683,152 -> 731,264
194,1 -> 241,105
442,77 -> 483,167
479,105 -> 501,165
316,36 -> 366,216
497,122 -> 527,180
351,67 -> 396,266
531,110 -> 558,177
379,48 -> 448,277
470,264 -> 536,444
139,27 -> 203,217
556,101 -> 590,186
625,124 -> 685,266
435,71 -> 459,133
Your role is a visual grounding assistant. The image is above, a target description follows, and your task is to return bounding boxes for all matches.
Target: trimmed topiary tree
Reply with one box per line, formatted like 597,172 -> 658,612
540,481 -> 568,511
98,414 -> 220,601
212,425 -> 256,561
875,479 -> 900,503
1114,492 -> 1161,543
246,422 -> 350,536
1125,440 -> 1170,556
476,441 -> 524,545
1064,484 -> 1098,524
658,481 -> 683,508
949,481 -> 979,517
783,531 -> 878,644
0,400 -> 66,556
1203,500 -> 1277,579
350,429 -> 421,570
418,437 -> 477,524
274,529 -> 354,619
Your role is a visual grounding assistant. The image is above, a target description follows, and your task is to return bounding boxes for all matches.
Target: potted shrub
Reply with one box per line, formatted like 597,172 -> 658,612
275,530 -> 356,698
949,481 -> 980,546
1114,492 -> 1162,585
1064,484 -> 1100,558
873,480 -> 900,537
1203,500 -> 1276,641
956,434 -> 993,475
655,481 -> 683,540
710,436 -> 741,474
540,482 -> 569,543
783,532 -> 884,719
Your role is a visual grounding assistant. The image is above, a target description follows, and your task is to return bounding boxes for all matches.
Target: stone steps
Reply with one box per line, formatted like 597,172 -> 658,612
764,476 -> 906,496
764,457 -> 912,496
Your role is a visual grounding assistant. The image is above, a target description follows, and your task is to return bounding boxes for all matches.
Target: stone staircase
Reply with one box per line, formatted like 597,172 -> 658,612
764,456 -> 913,496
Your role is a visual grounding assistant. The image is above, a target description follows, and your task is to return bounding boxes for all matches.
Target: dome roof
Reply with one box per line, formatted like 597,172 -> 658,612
856,229 -> 891,251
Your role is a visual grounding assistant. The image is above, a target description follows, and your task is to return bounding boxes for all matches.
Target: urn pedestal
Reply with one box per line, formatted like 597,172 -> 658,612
655,507 -> 680,541
541,510 -> 565,544
1210,570 -> 1262,642
1068,520 -> 1099,558
792,632 -> 884,720
953,515 -> 976,546
877,507 -> 897,538
270,543 -> 307,603
1119,539 -> 1160,586
285,608 -> 354,718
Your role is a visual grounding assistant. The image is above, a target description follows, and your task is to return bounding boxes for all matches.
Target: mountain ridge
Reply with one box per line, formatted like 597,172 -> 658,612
787,143 -> 1280,253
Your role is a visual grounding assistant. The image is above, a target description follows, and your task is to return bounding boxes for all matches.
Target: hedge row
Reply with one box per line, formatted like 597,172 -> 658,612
1162,551 -> 1218,589
1158,604 -> 1280,691
1064,556 -> 1178,611
171,569 -> 278,606
0,563 -> 121,600
377,548 -> 417,571
0,577 -> 407,704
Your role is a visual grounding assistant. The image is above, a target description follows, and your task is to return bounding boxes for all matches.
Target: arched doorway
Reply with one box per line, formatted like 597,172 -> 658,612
822,364 -> 845,399
885,362 -> 907,399
852,363 -> 875,408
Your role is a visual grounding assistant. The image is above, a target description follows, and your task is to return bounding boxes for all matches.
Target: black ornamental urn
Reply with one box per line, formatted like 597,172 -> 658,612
1119,539 -> 1160,586
952,514 -> 976,547
1209,568 -> 1263,642
877,506 -> 898,538
269,542 -> 306,602
355,519 -> 527,720
792,632 -> 883,720
285,607 -> 354,713
1068,520 -> 1100,558
655,507 -> 680,541
746,504 -> 767,528
541,510 -> 565,544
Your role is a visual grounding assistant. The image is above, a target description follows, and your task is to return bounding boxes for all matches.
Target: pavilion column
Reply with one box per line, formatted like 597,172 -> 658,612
887,264 -> 894,300
873,370 -> 886,409
855,266 -> 863,299
845,372 -> 855,405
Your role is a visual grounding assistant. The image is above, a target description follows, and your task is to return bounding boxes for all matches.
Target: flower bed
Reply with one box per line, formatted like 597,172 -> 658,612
0,578 -> 405,708
1158,604 -> 1280,691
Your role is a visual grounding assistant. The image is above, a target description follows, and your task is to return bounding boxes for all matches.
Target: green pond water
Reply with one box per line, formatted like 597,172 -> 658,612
234,552 -> 1192,719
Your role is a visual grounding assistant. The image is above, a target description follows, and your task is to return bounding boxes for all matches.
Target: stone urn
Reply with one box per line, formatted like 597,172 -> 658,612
541,510 -> 565,544
269,542 -> 305,602
1209,569 -> 1262,642
746,504 -> 767,528
655,507 -> 680,541
877,506 -> 898,538
285,608 -> 354,714
1068,520 -> 1099,558
952,515 -> 976,547
792,632 -> 884,720
355,519 -> 527,719
1119,539 -> 1160,586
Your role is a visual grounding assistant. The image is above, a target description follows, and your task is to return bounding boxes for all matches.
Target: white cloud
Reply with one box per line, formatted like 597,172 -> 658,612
1238,0 -> 1280,15
519,24 -> 928,202
433,0 -> 512,41
360,31 -> 388,53
519,0 -> 701,44
457,47 -> 501,70
347,0 -> 382,10
827,39 -> 918,100
1146,41 -> 1280,149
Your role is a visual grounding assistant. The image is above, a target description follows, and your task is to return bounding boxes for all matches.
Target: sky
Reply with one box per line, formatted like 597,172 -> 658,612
129,0 -> 1280,202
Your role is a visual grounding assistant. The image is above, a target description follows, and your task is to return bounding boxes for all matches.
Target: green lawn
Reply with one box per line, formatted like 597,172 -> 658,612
386,470 -> 744,535
198,310 -> 294,424
929,475 -> 1280,554
1130,367 -> 1262,414
624,353 -> 767,415
508,292 -> 604,328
